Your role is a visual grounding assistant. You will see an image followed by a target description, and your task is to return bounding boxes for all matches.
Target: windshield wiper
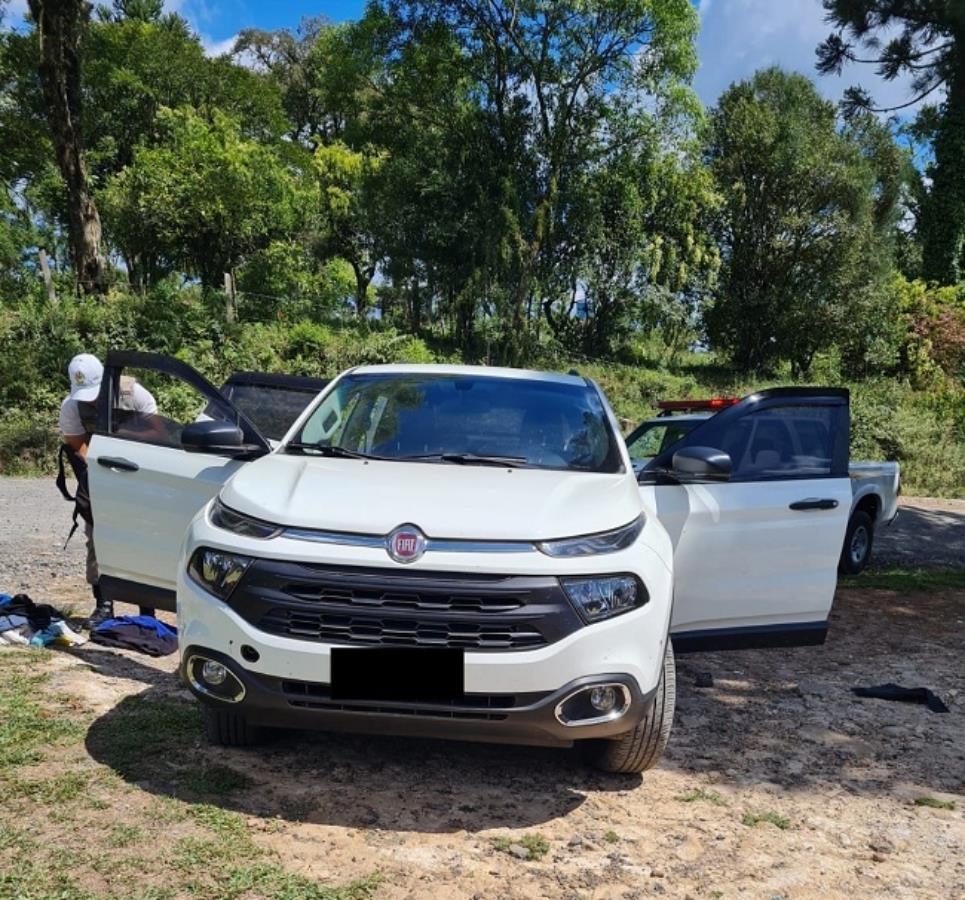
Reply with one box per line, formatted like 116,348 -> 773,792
284,442 -> 382,460
399,452 -> 531,468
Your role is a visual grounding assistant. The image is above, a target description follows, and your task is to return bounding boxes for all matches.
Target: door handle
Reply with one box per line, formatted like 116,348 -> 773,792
789,498 -> 838,511
97,456 -> 139,472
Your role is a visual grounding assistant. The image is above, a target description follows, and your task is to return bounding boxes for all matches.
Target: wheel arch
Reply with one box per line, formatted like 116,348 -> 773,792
853,491 -> 880,523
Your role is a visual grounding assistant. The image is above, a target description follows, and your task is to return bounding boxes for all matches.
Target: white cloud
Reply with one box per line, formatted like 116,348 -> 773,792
200,31 -> 238,57
694,0 -> 941,115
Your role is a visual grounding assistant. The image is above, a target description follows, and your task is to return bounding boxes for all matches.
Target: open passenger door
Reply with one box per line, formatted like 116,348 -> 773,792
87,352 -> 271,611
637,388 -> 851,651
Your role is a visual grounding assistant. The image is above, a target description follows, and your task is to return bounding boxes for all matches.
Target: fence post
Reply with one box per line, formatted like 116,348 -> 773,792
39,249 -> 57,303
224,271 -> 237,324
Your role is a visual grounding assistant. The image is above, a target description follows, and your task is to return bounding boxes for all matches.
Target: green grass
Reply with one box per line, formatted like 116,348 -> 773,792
187,803 -> 253,841
493,832 -> 550,860
741,811 -> 790,830
603,829 -> 620,844
0,658 -> 378,900
914,796 -> 956,811
8,771 -> 92,804
676,787 -> 727,806
107,824 -> 144,848
840,567 -> 965,593
0,666 -> 84,767
179,764 -> 255,797
85,694 -> 202,775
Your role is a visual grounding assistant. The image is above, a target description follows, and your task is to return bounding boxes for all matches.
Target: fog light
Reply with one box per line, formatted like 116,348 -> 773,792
555,682 -> 632,726
589,685 -> 617,713
201,660 -> 227,685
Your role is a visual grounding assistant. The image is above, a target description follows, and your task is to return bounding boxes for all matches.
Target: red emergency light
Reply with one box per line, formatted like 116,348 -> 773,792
655,396 -> 741,414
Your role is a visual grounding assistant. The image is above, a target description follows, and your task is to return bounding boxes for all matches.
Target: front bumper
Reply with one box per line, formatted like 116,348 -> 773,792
177,507 -> 674,747
181,645 -> 655,747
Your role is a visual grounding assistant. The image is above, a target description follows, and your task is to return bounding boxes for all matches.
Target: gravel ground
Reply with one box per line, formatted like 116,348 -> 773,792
0,477 -> 963,898
875,496 -> 965,568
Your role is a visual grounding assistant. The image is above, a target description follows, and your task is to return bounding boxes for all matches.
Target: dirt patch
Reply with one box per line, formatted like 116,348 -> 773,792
1,584 -> 962,899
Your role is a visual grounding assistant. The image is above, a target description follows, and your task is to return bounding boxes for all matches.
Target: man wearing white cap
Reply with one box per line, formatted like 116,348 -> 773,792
58,354 -> 158,629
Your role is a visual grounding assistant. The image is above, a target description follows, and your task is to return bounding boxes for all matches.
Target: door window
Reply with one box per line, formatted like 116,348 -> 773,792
108,367 -> 239,449
627,420 -> 698,462
644,397 -> 847,481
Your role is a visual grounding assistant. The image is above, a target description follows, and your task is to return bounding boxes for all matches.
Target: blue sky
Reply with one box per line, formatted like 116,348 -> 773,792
3,0 -> 928,113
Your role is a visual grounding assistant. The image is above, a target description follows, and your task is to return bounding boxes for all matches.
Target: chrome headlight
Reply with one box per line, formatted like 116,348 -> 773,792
188,547 -> 252,600
537,515 -> 644,558
561,574 -> 646,622
209,498 -> 281,539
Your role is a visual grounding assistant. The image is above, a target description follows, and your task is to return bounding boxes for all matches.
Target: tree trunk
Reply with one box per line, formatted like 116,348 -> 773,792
351,261 -> 370,317
28,0 -> 107,295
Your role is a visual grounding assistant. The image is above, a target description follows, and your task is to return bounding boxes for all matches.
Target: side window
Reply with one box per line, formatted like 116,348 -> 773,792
646,399 -> 846,481
110,367 -> 236,449
719,407 -> 836,479
628,422 -> 694,460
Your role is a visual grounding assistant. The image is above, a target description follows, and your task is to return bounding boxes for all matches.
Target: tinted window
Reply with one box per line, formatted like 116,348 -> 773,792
713,407 -> 835,478
627,420 -> 699,461
111,368 -> 236,449
644,400 -> 844,480
294,373 -> 622,473
219,383 -> 320,441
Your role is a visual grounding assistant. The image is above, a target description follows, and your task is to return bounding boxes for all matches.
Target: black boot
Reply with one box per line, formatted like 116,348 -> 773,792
84,586 -> 114,631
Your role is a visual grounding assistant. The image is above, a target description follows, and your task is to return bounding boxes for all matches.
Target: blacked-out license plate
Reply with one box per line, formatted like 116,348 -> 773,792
329,647 -> 465,701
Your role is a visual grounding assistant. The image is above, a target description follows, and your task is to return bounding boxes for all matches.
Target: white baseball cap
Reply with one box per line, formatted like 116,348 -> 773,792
68,353 -> 103,402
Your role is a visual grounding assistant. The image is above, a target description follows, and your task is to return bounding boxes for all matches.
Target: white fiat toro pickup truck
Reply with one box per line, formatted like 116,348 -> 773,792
88,352 -> 853,773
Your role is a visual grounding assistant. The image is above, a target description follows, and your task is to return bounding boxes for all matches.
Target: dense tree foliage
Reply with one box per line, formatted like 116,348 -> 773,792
818,0 -> 965,284
707,69 -> 905,376
0,0 -> 961,386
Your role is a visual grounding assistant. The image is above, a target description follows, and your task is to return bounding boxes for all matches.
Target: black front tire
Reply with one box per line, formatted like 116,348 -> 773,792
839,510 -> 874,575
584,642 -> 676,774
202,704 -> 260,747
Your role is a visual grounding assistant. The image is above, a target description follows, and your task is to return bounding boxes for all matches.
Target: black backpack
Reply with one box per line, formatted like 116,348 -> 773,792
55,442 -> 93,546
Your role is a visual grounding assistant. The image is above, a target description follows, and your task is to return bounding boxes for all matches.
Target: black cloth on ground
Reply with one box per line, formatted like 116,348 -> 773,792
852,683 -> 950,714
2,594 -> 67,631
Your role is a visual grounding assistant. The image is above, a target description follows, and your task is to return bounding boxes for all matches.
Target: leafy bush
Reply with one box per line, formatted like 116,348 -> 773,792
0,282 -> 961,496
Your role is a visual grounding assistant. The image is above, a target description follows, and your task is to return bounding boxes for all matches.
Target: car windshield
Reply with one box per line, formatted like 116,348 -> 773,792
290,372 -> 623,473
626,419 -> 700,465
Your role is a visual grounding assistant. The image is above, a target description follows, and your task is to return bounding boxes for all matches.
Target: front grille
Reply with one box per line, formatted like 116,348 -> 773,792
281,679 -> 515,720
261,609 -> 545,649
230,561 -> 583,651
285,583 -> 523,613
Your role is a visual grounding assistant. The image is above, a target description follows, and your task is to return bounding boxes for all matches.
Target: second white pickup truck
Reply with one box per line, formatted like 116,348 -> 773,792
86,354 -> 859,773
626,399 -> 900,574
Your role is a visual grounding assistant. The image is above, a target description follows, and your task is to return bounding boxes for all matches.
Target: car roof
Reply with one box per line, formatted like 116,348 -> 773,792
638,413 -> 713,426
224,371 -> 330,392
350,363 -> 587,387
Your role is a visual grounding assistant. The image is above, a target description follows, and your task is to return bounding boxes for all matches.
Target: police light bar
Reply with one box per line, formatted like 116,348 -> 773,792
655,397 -> 741,413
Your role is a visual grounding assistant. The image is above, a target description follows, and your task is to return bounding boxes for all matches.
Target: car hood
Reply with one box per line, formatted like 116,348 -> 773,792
221,454 -> 641,541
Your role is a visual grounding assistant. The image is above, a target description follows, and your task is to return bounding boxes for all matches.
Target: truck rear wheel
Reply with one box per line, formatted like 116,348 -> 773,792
203,704 -> 259,747
839,510 -> 874,575
584,642 -> 676,774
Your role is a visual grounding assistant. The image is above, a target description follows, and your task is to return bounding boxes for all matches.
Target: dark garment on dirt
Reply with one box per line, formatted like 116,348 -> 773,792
89,615 -> 178,657
852,683 -> 950,714
2,594 -> 67,631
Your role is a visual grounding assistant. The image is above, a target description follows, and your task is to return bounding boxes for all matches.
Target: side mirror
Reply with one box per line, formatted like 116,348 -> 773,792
181,419 -> 255,457
671,445 -> 732,481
